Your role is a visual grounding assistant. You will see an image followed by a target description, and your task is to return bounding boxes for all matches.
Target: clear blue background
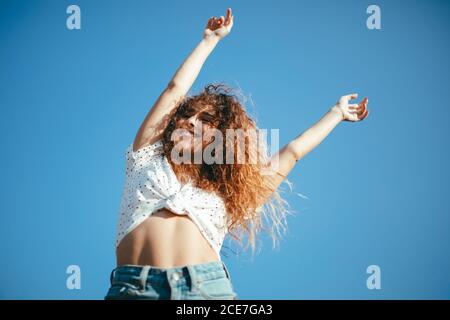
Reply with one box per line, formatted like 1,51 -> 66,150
1,0 -> 449,299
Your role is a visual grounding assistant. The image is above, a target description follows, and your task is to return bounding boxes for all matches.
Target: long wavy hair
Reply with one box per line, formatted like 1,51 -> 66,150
160,83 -> 293,257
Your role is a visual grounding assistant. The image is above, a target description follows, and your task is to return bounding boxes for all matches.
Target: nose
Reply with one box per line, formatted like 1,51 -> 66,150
187,115 -> 197,128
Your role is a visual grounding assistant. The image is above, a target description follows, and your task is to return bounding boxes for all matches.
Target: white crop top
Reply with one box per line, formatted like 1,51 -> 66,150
115,139 -> 229,260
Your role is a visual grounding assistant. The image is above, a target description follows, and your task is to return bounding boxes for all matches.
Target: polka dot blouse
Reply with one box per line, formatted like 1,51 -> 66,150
115,139 -> 229,260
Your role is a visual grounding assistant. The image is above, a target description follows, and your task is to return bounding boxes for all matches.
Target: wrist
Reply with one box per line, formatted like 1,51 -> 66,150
330,105 -> 345,121
203,33 -> 221,44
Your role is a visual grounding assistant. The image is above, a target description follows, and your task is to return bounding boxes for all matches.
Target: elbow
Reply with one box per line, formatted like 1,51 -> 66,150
167,80 -> 177,90
286,142 -> 301,162
166,81 -> 185,96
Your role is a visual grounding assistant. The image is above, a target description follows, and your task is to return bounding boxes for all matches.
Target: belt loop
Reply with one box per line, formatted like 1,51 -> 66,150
110,267 -> 117,285
186,264 -> 199,288
139,266 -> 151,292
221,261 -> 232,282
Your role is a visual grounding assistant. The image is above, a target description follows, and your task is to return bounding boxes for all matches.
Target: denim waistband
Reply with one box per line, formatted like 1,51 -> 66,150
110,260 -> 232,289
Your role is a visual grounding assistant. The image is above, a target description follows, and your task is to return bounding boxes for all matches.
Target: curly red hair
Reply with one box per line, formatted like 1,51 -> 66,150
160,83 -> 292,257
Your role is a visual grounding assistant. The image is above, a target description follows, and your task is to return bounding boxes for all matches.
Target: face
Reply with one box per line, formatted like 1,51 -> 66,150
172,104 -> 219,154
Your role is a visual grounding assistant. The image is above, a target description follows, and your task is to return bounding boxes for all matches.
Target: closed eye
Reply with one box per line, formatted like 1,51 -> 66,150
178,106 -> 197,118
198,112 -> 217,124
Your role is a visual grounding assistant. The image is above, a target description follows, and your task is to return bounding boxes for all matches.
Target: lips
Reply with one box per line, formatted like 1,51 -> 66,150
178,127 -> 202,137
175,129 -> 203,141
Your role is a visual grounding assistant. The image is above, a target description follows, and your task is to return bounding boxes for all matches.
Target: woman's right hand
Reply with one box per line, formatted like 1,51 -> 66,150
203,8 -> 234,40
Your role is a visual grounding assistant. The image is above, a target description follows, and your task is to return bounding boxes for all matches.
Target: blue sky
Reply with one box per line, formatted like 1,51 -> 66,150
0,0 -> 449,299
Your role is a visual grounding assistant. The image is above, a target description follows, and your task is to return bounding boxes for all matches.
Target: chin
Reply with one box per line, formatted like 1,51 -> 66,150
175,138 -> 193,150
172,134 -> 207,157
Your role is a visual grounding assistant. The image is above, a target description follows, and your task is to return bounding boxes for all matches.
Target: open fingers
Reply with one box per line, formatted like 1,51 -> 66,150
206,17 -> 214,29
348,103 -> 359,111
360,98 -> 369,119
227,15 -> 234,28
358,97 -> 368,109
349,97 -> 368,111
357,97 -> 368,115
226,8 -> 232,20
351,99 -> 369,120
225,8 -> 233,25
358,107 -> 369,120
341,93 -> 358,102
353,102 -> 367,116
208,8 -> 233,30
208,17 -> 217,29
340,94 -> 370,121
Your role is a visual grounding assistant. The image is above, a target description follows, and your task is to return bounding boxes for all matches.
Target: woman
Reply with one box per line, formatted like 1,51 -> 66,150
104,7 -> 369,300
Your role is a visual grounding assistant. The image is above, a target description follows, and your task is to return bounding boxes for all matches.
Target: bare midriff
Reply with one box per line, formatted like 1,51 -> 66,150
116,209 -> 220,268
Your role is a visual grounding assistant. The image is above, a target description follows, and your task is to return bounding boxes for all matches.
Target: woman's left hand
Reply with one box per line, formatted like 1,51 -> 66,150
332,93 -> 370,122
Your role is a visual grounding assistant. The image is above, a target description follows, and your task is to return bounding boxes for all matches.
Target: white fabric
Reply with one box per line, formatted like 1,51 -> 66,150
115,139 -> 229,260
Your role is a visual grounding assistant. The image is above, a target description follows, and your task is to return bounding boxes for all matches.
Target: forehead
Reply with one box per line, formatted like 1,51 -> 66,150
189,103 -> 215,113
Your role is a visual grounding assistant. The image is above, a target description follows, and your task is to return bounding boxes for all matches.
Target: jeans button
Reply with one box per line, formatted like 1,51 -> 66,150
171,272 -> 180,282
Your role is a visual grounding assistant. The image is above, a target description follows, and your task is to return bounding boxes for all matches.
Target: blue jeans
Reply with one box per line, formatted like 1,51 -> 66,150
104,260 -> 238,300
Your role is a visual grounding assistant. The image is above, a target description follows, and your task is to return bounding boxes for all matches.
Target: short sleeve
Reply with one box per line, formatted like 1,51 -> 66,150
123,139 -> 164,175
125,139 -> 164,161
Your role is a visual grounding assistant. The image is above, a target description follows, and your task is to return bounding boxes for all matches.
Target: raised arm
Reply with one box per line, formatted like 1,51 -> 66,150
133,8 -> 234,151
260,94 -> 370,201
